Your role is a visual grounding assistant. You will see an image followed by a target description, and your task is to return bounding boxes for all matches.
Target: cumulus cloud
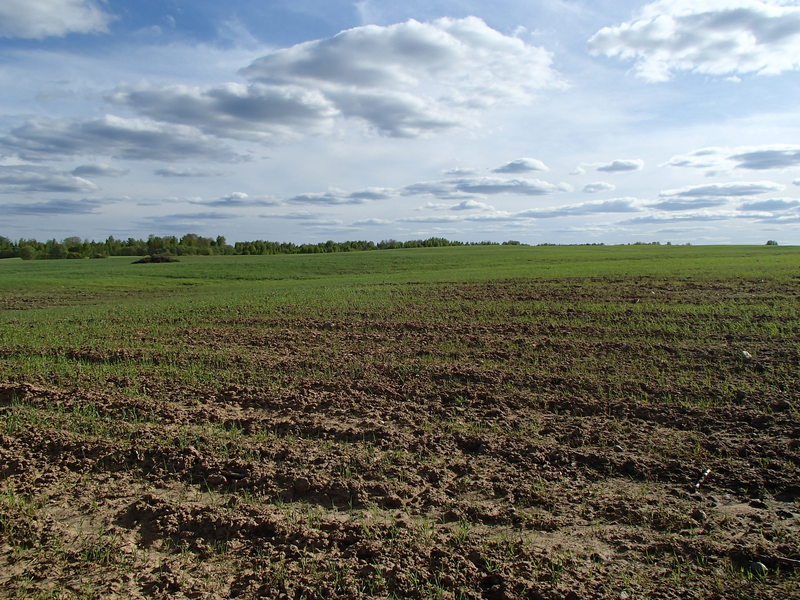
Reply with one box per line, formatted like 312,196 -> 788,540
492,158 -> 549,173
155,167 -> 226,178
106,18 -> 563,142
348,188 -> 394,201
0,0 -> 112,39
597,159 -> 644,173
660,181 -> 784,197
0,165 -> 98,193
583,182 -> 616,193
402,176 -> 564,199
1,198 -> 101,215
1,116 -> 244,162
71,164 -> 129,177
237,17 -> 562,137
589,0 -> 800,82
730,146 -> 800,169
451,199 -> 495,211
110,83 -> 338,142
402,181 -> 473,199
517,198 -> 642,218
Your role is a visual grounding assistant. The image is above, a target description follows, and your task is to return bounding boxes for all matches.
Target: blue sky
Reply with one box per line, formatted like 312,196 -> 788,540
2,0 -> 800,244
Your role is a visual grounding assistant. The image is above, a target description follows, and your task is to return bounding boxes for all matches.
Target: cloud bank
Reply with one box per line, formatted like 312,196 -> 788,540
660,181 -> 784,197
589,0 -> 800,82
0,0 -> 112,39
0,165 -> 97,193
112,17 -> 563,141
0,116 -> 243,162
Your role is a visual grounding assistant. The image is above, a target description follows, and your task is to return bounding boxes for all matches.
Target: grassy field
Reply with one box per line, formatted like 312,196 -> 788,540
0,245 -> 798,599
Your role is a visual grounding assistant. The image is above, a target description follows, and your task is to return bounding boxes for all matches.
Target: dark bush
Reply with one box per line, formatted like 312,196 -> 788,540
133,253 -> 179,264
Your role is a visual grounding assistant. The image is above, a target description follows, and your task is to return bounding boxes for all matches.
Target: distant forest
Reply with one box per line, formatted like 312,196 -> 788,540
0,234 -> 529,260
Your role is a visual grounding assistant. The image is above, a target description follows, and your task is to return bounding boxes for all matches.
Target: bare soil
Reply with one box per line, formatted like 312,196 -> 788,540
1,278 -> 798,599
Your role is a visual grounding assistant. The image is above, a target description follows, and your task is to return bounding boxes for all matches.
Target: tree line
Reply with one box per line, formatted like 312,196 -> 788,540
0,234 -> 525,260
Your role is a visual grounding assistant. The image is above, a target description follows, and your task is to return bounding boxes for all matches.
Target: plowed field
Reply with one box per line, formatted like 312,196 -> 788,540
1,246 -> 798,599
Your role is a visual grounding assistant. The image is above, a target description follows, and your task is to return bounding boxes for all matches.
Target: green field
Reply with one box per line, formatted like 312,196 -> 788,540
1,245 -> 798,599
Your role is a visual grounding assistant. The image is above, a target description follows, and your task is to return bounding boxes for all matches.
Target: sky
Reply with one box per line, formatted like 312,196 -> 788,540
1,0 -> 800,245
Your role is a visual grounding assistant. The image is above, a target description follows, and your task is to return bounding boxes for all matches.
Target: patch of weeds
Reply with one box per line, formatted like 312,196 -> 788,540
451,517 -> 471,546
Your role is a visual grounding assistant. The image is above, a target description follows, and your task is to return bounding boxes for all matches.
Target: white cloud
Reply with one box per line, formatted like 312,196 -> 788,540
729,146 -> 800,169
236,17 -> 563,138
738,198 -> 800,211
191,192 -> 281,208
443,167 -> 478,176
1,198 -> 101,215
650,198 -> 730,211
0,115 -> 244,162
110,83 -> 338,142
0,165 -> 97,193
664,147 -> 729,169
597,159 -> 644,172
451,199 -> 495,211
107,18 -> 563,142
451,176 -> 562,196
583,181 -> 616,193
589,0 -> 800,82
287,188 -> 380,205
665,144 -> 800,172
493,158 -> 549,173
0,0 -> 112,39
660,181 -> 784,197
794,178 -> 800,185
517,198 -> 642,218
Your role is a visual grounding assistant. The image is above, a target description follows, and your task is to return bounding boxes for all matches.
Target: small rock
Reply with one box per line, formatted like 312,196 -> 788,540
749,499 -> 768,510
776,509 -> 795,519
293,477 -> 311,493
691,509 -> 708,523
741,350 -> 753,359
613,444 -> 624,453
206,473 -> 227,486
747,561 -> 768,577
772,400 -> 794,412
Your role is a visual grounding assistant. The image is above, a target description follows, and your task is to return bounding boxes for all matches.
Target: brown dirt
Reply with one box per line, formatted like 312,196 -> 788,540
1,278 -> 798,599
